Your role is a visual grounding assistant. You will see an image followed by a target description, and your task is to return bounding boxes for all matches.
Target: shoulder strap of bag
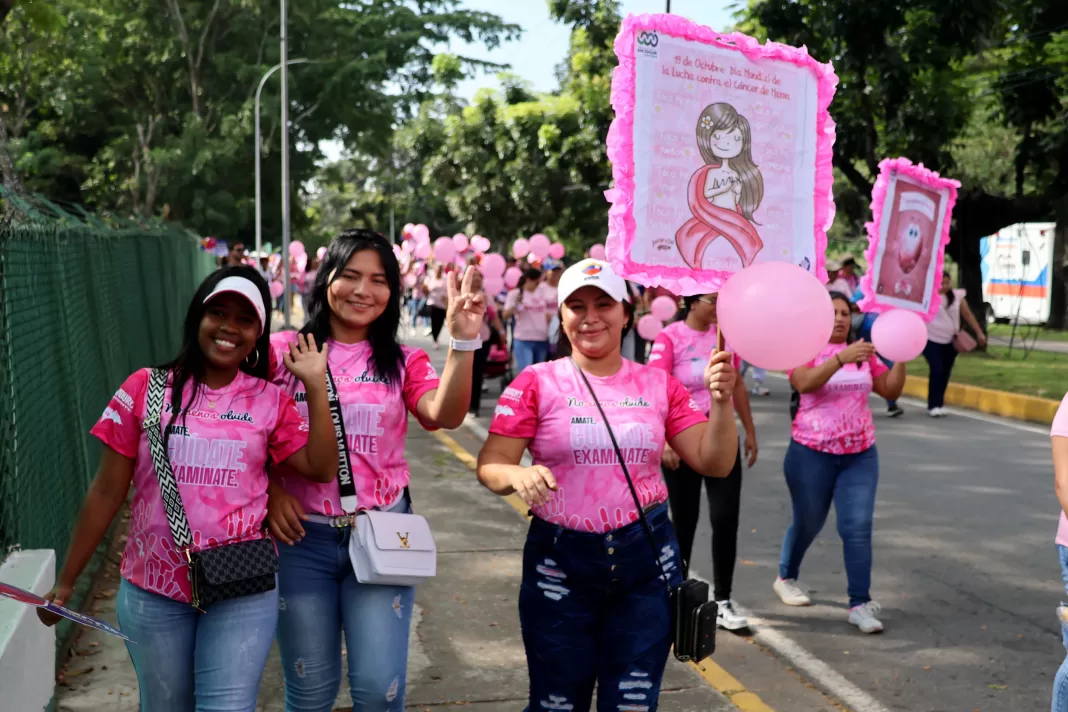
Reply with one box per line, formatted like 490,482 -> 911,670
569,359 -> 672,594
325,365 -> 359,514
142,368 -> 194,551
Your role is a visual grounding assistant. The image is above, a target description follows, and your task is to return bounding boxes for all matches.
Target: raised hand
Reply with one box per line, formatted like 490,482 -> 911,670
705,350 -> 737,404
445,266 -> 487,342
283,333 -> 329,387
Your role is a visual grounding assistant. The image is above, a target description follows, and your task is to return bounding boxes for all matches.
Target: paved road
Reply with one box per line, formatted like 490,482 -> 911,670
432,325 -> 1064,712
989,333 -> 1068,355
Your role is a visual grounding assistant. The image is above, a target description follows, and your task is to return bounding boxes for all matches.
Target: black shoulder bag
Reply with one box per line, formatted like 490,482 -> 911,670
143,369 -> 279,610
570,359 -> 716,662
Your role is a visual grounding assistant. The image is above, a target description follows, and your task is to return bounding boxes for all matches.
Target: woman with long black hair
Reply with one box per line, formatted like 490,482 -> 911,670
265,229 -> 483,711
39,265 -> 338,712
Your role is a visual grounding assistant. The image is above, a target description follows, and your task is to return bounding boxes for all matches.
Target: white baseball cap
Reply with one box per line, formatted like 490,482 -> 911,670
204,276 -> 267,336
557,259 -> 632,307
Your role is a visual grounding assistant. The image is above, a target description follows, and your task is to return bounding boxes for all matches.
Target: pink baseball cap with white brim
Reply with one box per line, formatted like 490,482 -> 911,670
204,276 -> 267,336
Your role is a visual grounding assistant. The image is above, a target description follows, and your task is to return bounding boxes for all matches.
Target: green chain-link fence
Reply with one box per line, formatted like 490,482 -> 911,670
0,192 -> 215,562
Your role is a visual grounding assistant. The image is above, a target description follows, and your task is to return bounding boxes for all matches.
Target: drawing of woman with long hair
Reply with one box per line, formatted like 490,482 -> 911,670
676,103 -> 765,269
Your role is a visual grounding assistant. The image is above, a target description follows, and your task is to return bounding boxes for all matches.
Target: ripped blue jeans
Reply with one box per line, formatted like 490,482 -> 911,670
519,501 -> 683,712
275,496 -> 414,712
1052,545 -> 1068,711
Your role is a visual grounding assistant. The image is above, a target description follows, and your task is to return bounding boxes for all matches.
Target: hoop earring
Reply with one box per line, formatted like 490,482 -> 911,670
245,349 -> 260,369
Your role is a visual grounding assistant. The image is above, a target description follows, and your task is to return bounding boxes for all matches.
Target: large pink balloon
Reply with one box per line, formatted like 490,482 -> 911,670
588,243 -> 606,260
871,309 -> 927,362
549,242 -> 566,260
650,296 -> 678,321
414,241 -> 431,260
453,233 -> 469,253
288,240 -> 305,257
481,253 -> 506,278
413,224 -> 430,243
529,233 -> 551,259
483,276 -> 504,295
513,238 -> 530,259
636,315 -> 664,341
717,263 -> 834,371
433,237 -> 456,264
316,246 -> 327,260
471,235 -> 491,253
505,267 -> 523,289
270,281 -> 285,298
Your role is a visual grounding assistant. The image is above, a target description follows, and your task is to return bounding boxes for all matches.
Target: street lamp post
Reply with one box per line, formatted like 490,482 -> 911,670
254,57 -> 307,260
666,0 -> 671,12
280,0 -> 292,328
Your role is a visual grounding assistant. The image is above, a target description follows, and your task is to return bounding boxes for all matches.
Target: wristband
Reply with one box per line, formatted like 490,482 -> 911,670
449,337 -> 483,352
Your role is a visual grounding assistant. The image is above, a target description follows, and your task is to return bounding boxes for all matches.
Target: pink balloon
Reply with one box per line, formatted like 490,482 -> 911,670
316,246 -> 327,260
392,245 -> 403,259
529,233 -> 551,259
471,235 -> 491,253
413,224 -> 430,243
637,315 -> 664,341
650,296 -> 678,321
481,253 -> 506,278
288,240 -> 305,257
453,233 -> 469,252
717,263 -> 834,371
401,240 -> 414,253
269,281 -> 285,298
404,273 -> 418,288
433,237 -> 456,264
527,253 -> 539,264
402,223 -> 414,237
513,238 -> 530,259
415,241 -> 431,260
589,243 -> 606,260
483,276 -> 504,295
505,267 -> 523,289
549,242 -> 566,260
297,253 -> 308,270
870,309 -> 927,362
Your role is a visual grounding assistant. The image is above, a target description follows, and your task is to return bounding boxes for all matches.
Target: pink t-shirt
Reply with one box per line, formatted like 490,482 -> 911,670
505,287 -> 551,342
789,343 -> 888,455
489,358 -> 706,533
91,369 -> 308,603
1051,394 -> 1068,546
648,321 -> 742,413
927,289 -> 965,344
269,333 -> 440,514
425,275 -> 447,308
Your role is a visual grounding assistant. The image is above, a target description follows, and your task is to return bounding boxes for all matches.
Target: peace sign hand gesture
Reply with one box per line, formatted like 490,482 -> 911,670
445,266 -> 487,342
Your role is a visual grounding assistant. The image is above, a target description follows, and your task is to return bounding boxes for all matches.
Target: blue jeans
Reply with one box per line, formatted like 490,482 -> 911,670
115,578 -> 278,712
780,440 -> 879,607
513,339 -> 549,373
519,502 -> 684,712
1052,545 -> 1068,711
923,340 -> 958,410
275,496 -> 414,712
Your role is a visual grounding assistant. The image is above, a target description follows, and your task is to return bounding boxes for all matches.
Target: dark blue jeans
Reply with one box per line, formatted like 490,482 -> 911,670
519,502 -> 684,712
780,441 -> 879,608
923,340 -> 958,409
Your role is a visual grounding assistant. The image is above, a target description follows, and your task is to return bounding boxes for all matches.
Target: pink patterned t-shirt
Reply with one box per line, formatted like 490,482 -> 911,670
790,343 -> 888,455
91,369 -> 309,603
269,333 -> 440,514
648,321 -> 741,414
489,358 -> 706,533
1051,394 -> 1068,547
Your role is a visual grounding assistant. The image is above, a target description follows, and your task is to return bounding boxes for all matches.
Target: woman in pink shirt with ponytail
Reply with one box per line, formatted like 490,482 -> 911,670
477,259 -> 738,711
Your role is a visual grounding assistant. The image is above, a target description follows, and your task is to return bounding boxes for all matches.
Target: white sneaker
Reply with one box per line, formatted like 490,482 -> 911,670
848,601 -> 884,633
928,407 -> 946,418
716,600 -> 749,631
773,577 -> 811,606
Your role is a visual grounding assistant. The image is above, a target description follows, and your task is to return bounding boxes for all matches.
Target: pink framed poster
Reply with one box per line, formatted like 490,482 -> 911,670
605,13 -> 838,296
858,158 -> 959,321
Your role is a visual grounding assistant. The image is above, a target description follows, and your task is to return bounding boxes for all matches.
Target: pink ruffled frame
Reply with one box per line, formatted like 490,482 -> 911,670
605,13 -> 839,295
857,157 -> 960,322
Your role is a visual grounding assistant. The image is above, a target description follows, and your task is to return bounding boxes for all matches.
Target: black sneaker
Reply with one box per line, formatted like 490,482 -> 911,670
887,405 -> 904,418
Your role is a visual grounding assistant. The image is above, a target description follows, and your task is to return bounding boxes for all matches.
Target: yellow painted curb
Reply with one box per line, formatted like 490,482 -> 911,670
902,375 -> 1060,424
429,428 -> 776,712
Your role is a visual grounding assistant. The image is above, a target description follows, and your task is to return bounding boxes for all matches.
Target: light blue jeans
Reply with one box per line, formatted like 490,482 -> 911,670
513,339 -> 549,373
1052,545 -> 1068,711
275,496 -> 414,711
116,578 -> 278,712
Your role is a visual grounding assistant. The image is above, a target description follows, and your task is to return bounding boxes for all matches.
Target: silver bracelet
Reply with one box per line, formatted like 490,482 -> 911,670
449,337 -> 483,352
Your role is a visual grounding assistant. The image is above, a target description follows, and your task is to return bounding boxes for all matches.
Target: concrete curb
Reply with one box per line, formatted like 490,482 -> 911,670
901,375 -> 1061,424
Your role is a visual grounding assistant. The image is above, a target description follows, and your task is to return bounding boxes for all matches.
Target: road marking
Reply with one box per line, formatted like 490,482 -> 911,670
451,420 -> 777,712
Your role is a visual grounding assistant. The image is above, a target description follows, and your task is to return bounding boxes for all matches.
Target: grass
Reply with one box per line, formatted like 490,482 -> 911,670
907,345 -> 1068,400
987,323 -> 1068,343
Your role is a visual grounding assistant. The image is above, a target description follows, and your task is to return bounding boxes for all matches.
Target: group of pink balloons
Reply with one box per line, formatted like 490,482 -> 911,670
401,223 -> 498,270
512,233 -> 567,262
635,295 -> 679,342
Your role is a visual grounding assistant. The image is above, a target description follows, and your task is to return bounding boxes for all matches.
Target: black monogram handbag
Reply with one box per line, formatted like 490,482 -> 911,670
571,360 -> 717,663
143,369 -> 279,610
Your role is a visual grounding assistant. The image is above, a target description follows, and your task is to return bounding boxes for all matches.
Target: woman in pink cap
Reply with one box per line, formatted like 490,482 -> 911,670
478,259 -> 739,711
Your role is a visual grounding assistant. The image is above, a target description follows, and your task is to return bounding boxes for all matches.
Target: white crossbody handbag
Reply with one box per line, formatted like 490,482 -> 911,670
325,366 -> 437,586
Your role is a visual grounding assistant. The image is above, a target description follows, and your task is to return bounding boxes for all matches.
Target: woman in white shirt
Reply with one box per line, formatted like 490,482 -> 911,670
923,271 -> 985,417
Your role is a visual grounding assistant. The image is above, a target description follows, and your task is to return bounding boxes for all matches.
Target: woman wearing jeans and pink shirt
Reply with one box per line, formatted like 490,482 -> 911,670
774,292 -> 905,634
504,268 -> 551,371
478,259 -> 738,710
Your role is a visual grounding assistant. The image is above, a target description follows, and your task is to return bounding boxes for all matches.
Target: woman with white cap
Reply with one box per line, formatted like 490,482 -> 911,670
39,265 -> 339,712
477,259 -> 738,710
